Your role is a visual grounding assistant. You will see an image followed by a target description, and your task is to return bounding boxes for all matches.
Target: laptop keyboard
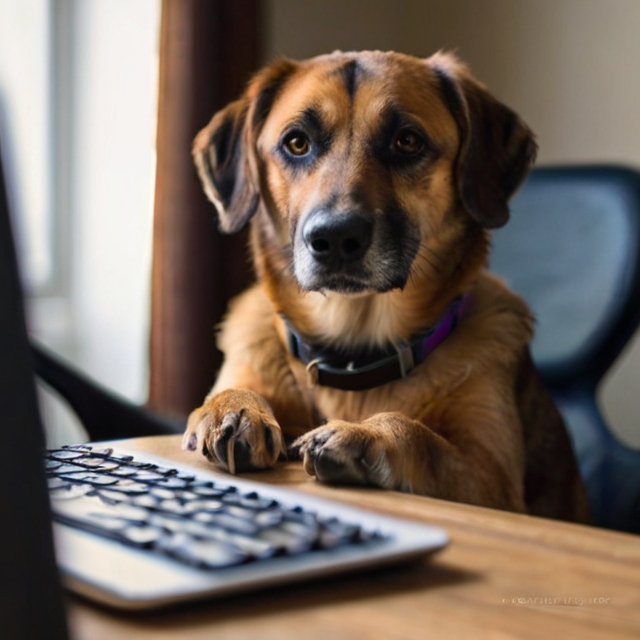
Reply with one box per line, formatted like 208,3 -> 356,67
45,444 -> 385,571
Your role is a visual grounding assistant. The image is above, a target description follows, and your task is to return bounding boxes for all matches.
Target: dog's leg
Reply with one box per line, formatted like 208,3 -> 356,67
291,408 -> 527,512
183,388 -> 286,474
182,356 -> 319,473
181,285 -> 323,472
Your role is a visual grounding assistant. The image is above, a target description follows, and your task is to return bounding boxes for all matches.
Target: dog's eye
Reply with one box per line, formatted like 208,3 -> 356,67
392,130 -> 424,157
283,132 -> 311,156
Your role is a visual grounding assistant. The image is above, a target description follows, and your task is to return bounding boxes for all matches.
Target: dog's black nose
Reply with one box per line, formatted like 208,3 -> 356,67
302,210 -> 373,265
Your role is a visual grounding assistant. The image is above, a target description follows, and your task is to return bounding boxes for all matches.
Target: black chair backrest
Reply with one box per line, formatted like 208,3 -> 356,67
0,138 -> 68,637
491,166 -> 640,533
491,166 -> 640,391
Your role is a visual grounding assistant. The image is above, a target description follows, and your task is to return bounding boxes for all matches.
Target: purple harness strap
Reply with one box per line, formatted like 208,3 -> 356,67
415,293 -> 473,361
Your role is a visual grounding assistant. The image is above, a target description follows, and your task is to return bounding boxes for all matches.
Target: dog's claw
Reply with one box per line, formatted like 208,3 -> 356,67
226,434 -> 237,475
182,432 -> 198,452
287,441 -> 303,460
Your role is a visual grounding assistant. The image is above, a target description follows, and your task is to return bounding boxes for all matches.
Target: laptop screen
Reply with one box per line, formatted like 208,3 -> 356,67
0,135 -> 68,638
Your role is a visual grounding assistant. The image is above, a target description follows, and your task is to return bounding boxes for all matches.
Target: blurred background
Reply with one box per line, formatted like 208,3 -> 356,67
1,0 -> 639,448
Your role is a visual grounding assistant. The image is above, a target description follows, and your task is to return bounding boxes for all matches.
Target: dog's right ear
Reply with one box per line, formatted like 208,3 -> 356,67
192,59 -> 298,234
192,99 -> 254,234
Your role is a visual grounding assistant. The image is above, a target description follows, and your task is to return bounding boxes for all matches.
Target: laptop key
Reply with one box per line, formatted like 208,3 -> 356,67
183,499 -> 225,514
166,534 -> 248,569
49,450 -> 86,461
157,476 -> 191,490
50,463 -> 87,475
50,483 -> 93,500
90,447 -> 114,457
130,494 -> 159,509
91,515 -> 131,531
73,457 -> 122,472
254,509 -> 284,528
122,524 -> 164,547
131,469 -> 168,482
48,477 -> 71,490
59,471 -> 120,486
211,529 -> 277,559
258,526 -> 315,555
191,484 -> 228,498
150,486 -> 177,500
109,466 -> 140,477
104,479 -> 151,494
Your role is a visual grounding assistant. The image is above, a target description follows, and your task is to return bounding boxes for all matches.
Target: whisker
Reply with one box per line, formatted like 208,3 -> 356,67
412,250 -> 443,276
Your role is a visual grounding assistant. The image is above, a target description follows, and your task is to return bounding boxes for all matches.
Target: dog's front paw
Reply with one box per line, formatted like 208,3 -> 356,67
182,389 -> 285,473
290,420 -> 397,489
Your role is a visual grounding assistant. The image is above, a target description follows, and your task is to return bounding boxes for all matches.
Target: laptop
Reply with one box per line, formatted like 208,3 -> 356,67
1,133 -> 448,612
0,134 -> 68,635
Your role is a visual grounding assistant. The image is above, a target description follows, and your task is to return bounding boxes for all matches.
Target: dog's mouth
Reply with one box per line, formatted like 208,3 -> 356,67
298,267 -> 412,295
311,274 -> 384,295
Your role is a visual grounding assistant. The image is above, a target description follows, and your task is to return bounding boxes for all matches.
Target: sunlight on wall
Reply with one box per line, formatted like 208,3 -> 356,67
68,0 -> 160,402
0,0 -> 53,289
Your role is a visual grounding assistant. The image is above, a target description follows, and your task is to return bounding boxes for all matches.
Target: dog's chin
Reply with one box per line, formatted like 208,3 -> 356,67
296,272 -> 409,296
314,279 -> 374,296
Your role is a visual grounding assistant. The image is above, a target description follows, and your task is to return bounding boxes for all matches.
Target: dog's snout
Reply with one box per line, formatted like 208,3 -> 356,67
302,211 -> 373,265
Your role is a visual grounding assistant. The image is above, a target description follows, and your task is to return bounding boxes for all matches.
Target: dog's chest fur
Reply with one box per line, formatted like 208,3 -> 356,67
220,270 -> 533,436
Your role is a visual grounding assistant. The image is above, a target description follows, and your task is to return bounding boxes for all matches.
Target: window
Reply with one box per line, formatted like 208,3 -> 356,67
0,0 -> 161,445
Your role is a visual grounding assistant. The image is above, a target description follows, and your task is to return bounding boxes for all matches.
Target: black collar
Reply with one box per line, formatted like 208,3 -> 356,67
284,294 -> 472,391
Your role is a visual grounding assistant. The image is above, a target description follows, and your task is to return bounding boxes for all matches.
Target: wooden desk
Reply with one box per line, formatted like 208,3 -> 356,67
67,436 -> 640,639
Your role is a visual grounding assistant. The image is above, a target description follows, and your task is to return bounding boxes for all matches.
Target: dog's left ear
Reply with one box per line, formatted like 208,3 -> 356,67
428,53 -> 537,229
192,59 -> 298,234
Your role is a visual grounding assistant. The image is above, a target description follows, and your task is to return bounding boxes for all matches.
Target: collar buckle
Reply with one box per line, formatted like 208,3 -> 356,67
394,343 -> 415,378
305,358 -> 320,388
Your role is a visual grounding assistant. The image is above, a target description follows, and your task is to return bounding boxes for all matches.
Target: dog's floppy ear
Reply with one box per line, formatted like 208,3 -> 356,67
192,99 -> 254,234
428,52 -> 537,229
192,59 -> 298,234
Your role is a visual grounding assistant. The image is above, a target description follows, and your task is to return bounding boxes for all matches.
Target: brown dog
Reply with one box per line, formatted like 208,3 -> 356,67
182,50 -> 589,523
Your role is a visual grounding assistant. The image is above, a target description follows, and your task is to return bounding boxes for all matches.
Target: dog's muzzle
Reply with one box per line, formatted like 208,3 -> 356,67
293,205 -> 419,294
292,208 -> 376,293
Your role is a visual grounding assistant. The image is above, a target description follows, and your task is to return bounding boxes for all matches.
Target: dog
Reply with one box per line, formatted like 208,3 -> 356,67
182,50 -> 589,523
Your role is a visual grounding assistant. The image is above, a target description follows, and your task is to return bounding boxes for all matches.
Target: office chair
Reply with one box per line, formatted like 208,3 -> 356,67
491,165 -> 640,534
33,345 -> 184,442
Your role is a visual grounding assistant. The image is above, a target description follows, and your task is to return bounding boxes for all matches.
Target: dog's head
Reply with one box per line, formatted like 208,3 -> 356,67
193,51 -> 536,296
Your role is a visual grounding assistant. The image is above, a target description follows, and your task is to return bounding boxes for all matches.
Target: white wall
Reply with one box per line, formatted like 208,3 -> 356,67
263,0 -> 640,448
65,0 -> 160,400
264,0 -> 640,168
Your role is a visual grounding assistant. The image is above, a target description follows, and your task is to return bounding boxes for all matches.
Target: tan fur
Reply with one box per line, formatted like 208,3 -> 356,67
183,50 -> 589,523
